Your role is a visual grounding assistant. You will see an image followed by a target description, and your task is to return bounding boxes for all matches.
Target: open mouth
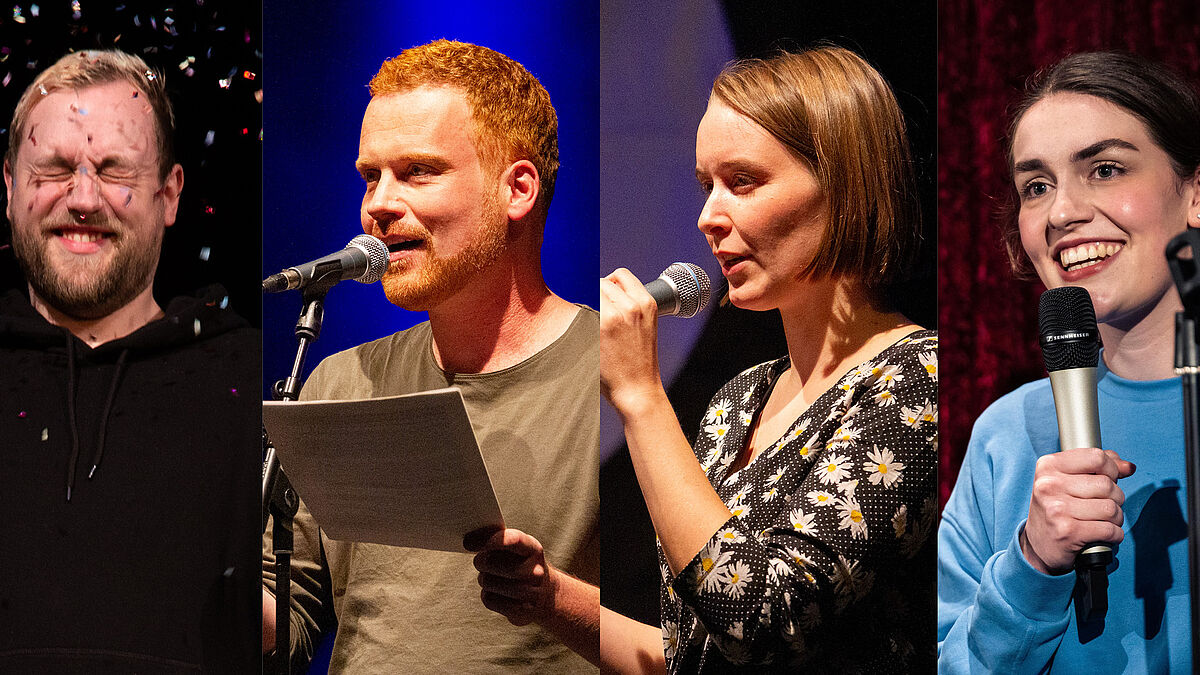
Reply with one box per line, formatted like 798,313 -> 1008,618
386,239 -> 422,253
1058,242 -> 1122,272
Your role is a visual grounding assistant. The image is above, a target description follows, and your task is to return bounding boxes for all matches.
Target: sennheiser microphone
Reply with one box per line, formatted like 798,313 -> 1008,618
645,262 -> 711,318
263,234 -> 390,293
1037,285 -> 1109,622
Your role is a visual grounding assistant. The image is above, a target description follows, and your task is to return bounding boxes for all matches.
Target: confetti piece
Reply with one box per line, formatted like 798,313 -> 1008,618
204,205 -> 214,214
240,127 -> 248,135
38,84 -> 47,95
78,166 -> 88,175
178,59 -> 189,71
131,91 -> 138,98
124,190 -> 132,206
254,89 -> 263,103
41,428 -> 48,441
2,73 -> 10,88
184,67 -> 194,78
229,388 -> 239,396
150,16 -> 156,30
144,70 -> 157,81
133,14 -> 140,26
77,107 -> 87,115
193,318 -> 201,336
164,16 -> 174,26
204,130 -> 214,146
219,296 -> 229,309
30,4 -> 38,17
12,6 -> 25,24
217,77 -> 230,89
242,70 -> 255,80
71,0 -> 79,19
198,246 -> 211,261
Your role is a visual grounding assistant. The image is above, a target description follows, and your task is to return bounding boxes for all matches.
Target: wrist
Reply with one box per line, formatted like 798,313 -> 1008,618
609,383 -> 672,422
1019,526 -> 1067,576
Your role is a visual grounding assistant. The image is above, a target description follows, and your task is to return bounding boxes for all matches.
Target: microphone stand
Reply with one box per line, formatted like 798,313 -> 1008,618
262,264 -> 342,675
1165,230 -> 1200,667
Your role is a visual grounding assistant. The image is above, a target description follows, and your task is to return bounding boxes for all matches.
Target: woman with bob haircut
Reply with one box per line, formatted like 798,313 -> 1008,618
939,52 -> 1200,672
599,45 -> 937,672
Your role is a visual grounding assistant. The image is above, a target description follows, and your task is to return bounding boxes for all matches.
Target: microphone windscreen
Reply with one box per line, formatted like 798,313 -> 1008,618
661,262 -> 711,318
349,234 -> 390,284
1038,286 -> 1101,372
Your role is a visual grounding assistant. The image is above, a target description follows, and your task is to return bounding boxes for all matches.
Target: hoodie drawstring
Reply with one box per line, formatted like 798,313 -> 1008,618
89,348 -> 128,480
63,333 -> 129,502
64,333 -> 80,502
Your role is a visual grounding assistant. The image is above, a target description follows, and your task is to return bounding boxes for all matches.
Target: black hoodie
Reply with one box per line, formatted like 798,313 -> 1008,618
0,285 -> 260,673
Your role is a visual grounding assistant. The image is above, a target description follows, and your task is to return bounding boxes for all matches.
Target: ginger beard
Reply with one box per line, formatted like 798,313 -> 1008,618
11,208 -> 164,321
379,186 -> 509,312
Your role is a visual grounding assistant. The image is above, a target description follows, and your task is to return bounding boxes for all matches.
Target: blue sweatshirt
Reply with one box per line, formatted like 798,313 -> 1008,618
938,362 -> 1191,673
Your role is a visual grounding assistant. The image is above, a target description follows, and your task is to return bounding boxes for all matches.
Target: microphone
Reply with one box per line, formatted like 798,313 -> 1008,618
1037,285 -> 1108,622
645,262 -> 711,318
263,234 -> 389,293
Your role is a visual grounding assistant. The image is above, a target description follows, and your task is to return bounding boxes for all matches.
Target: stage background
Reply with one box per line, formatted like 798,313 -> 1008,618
599,0 -> 937,628
937,0 -> 1200,507
261,1 -> 600,671
0,1 -> 263,327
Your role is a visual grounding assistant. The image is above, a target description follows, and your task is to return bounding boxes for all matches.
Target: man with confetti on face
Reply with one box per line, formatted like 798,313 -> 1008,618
0,51 -> 260,671
261,40 -> 600,673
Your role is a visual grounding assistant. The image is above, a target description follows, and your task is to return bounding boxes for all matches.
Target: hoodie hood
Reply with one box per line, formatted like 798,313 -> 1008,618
0,284 -> 249,358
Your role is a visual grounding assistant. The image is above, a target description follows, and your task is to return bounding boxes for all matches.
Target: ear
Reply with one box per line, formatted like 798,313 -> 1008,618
160,163 -> 184,228
499,159 -> 539,222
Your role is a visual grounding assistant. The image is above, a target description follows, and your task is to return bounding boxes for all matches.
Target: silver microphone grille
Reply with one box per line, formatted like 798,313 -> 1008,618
662,262 -> 711,318
348,234 -> 390,284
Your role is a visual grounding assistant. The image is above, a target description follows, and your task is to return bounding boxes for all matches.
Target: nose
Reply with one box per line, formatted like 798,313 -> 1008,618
363,174 -> 406,235
1047,181 -> 1092,230
697,191 -> 731,240
64,167 -> 102,219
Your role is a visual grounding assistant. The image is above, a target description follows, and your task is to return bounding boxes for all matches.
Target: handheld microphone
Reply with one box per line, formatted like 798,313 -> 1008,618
1037,285 -> 1109,621
263,234 -> 390,293
645,262 -> 711,318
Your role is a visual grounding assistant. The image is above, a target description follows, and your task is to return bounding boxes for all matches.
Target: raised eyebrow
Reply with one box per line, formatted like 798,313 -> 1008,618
1071,138 -> 1139,163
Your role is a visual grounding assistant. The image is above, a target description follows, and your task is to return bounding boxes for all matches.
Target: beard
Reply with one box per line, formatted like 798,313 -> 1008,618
380,194 -> 509,312
11,214 -> 163,321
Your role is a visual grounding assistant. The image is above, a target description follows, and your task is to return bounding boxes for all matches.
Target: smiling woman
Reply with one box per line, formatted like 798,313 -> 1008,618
938,52 -> 1200,673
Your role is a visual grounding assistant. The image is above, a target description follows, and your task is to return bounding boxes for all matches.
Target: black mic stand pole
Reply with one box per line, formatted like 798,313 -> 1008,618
1165,230 -> 1200,667
262,265 -> 341,675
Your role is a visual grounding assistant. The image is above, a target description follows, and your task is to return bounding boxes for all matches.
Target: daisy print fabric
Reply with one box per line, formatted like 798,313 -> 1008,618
659,330 -> 938,673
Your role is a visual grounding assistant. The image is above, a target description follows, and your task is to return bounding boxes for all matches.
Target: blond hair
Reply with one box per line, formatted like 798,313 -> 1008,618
6,50 -> 175,180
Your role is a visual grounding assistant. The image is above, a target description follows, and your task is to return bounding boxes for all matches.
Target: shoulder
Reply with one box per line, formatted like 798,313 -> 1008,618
304,322 -> 432,399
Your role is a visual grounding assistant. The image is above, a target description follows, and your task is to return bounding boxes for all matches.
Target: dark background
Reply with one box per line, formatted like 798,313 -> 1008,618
599,0 -> 937,627
0,0 -> 263,326
937,0 -> 1200,506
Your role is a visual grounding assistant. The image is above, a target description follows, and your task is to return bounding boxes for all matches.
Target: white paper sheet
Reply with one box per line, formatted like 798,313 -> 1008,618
262,388 -> 504,552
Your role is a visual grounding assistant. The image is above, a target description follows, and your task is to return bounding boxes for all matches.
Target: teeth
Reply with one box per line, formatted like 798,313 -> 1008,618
1059,242 -> 1122,271
63,232 -> 101,243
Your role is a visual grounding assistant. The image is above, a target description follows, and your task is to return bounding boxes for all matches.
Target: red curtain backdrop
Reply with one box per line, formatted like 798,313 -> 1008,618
937,0 -> 1200,507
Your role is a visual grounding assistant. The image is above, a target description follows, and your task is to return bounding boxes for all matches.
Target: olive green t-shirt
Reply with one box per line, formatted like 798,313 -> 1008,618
265,307 -> 599,673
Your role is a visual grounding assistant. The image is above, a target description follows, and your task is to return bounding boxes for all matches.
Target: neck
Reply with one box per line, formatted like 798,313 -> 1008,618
29,283 -> 164,348
777,278 -> 915,392
1100,291 -> 1182,380
426,249 -> 577,374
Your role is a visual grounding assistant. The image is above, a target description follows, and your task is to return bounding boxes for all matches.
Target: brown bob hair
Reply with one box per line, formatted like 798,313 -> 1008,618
711,46 -> 920,291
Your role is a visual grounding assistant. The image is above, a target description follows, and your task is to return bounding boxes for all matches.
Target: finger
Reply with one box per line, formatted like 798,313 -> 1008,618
463,525 -> 503,552
474,549 -> 545,579
1060,474 -> 1124,503
1069,497 -> 1125,527
1113,455 -> 1136,479
477,572 -> 544,602
607,268 -> 657,307
1072,519 -> 1125,548
1046,447 -> 1120,481
480,590 -> 536,626
479,528 -> 543,557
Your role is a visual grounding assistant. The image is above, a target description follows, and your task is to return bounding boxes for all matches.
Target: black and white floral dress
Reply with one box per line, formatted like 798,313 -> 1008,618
659,330 -> 938,673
